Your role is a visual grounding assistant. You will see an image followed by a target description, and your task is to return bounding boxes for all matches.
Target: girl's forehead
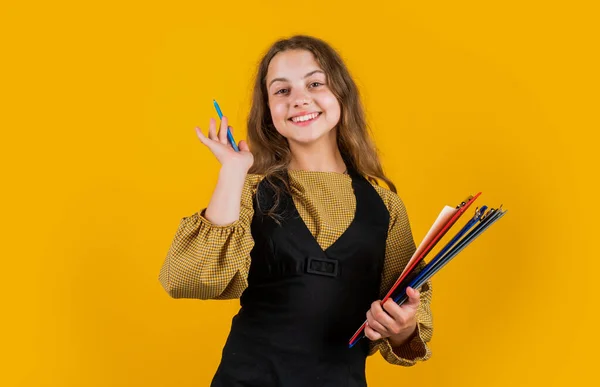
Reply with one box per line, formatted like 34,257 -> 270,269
266,49 -> 324,81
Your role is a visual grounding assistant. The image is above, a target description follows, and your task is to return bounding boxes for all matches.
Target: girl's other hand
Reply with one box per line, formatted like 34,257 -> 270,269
364,286 -> 420,346
195,116 -> 254,172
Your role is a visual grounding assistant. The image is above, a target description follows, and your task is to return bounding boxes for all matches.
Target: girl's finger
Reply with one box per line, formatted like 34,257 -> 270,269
195,127 -> 212,145
238,140 -> 250,152
382,299 -> 410,329
195,127 -> 219,152
403,287 -> 421,310
371,300 -> 396,332
208,118 -> 218,141
382,299 -> 404,321
364,323 -> 382,341
195,127 -> 207,143
218,116 -> 228,145
366,310 -> 388,337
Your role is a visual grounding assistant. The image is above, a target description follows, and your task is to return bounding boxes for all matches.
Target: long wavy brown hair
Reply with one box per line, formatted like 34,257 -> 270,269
247,35 -> 396,221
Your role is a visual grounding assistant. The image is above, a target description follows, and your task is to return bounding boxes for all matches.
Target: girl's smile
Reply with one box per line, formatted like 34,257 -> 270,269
288,111 -> 322,126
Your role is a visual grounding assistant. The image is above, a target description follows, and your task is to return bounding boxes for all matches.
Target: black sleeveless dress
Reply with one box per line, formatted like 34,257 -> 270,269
211,168 -> 390,386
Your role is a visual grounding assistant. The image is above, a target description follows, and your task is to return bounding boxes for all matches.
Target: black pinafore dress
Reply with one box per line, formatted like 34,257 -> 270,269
211,168 -> 390,387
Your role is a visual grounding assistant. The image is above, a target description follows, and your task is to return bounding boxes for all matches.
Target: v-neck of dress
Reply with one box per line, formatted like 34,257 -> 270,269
283,169 -> 361,257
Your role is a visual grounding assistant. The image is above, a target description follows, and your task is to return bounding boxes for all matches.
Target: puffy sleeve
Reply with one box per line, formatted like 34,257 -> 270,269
158,174 -> 263,300
368,185 -> 434,366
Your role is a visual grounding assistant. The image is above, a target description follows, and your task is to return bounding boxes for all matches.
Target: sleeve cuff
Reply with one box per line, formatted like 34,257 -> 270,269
377,322 -> 432,366
195,208 -> 243,229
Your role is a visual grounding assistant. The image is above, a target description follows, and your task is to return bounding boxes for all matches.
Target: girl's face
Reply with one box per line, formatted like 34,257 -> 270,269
266,49 -> 341,147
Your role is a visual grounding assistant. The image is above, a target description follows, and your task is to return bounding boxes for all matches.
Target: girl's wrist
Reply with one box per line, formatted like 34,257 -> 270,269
388,321 -> 418,348
220,163 -> 250,179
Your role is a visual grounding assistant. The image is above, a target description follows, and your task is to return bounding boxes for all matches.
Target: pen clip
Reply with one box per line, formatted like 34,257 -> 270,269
456,195 -> 473,209
474,205 -> 488,221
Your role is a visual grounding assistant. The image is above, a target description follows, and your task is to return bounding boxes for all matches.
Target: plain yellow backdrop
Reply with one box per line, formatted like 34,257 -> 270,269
1,1 -> 597,386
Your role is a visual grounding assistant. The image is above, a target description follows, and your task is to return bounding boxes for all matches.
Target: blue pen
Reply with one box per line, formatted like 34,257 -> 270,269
213,99 -> 240,152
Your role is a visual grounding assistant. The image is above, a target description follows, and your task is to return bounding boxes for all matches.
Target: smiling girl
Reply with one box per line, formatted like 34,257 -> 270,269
159,35 -> 433,386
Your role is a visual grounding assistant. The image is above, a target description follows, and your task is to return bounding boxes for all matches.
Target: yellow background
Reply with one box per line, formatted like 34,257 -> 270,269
1,1 -> 597,386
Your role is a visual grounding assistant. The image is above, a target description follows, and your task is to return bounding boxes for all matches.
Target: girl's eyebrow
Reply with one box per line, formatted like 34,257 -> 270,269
268,70 -> 325,88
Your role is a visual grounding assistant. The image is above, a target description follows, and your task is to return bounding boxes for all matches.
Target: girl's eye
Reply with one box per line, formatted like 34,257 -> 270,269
274,82 -> 322,95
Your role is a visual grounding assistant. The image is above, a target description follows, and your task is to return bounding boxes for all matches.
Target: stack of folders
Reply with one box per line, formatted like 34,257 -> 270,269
348,192 -> 507,348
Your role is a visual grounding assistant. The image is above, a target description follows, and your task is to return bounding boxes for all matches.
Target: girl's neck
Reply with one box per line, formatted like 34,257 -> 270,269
287,133 -> 346,173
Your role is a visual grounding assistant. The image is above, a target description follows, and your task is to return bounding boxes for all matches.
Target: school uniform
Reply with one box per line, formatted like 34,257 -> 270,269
159,168 -> 433,386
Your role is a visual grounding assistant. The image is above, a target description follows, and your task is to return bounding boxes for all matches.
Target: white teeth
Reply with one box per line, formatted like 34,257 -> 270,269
291,112 -> 319,122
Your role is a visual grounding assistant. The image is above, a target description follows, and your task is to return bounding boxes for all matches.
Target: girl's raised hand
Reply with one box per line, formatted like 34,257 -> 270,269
195,116 -> 254,172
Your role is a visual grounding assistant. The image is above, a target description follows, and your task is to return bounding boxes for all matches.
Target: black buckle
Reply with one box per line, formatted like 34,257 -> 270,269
306,257 -> 339,277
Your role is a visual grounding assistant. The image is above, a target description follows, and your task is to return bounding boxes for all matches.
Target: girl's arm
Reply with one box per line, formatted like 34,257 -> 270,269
158,173 -> 260,300
204,165 -> 249,226
201,115 -> 254,225
368,187 -> 434,366
159,116 -> 257,299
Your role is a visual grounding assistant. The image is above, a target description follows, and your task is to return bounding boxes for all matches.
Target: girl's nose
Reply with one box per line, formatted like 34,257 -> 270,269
294,97 -> 310,107
292,91 -> 311,107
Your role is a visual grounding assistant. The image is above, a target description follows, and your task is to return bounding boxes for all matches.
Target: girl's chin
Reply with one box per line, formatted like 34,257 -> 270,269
285,130 -> 336,146
275,120 -> 337,143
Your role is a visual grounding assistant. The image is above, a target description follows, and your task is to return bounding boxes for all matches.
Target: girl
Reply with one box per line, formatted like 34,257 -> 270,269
159,35 -> 433,386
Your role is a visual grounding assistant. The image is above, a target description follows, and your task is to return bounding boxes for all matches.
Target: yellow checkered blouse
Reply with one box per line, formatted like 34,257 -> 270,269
159,170 -> 433,367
